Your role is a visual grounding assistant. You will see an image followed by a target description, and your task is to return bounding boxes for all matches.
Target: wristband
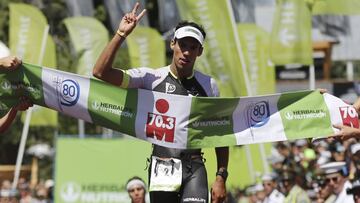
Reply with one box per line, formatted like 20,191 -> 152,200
116,30 -> 127,38
216,168 -> 228,181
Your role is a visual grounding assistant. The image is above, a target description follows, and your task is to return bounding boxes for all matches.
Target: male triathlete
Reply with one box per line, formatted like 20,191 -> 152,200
92,3 -> 228,203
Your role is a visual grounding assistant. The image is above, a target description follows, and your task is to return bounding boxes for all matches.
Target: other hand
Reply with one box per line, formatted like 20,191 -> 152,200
14,97 -> 33,111
332,124 -> 360,140
211,176 -> 226,203
0,56 -> 22,69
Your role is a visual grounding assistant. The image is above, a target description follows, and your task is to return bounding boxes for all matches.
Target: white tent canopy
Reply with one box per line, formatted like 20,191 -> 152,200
0,41 -> 10,58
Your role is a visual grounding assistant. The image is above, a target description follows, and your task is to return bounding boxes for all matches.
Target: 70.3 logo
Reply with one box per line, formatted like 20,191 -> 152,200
339,106 -> 359,128
146,113 -> 176,143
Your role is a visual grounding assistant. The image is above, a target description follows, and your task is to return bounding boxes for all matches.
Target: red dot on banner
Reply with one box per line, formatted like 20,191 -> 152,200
155,99 -> 169,114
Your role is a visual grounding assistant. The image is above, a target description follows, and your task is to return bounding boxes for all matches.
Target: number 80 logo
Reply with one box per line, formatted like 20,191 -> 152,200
60,79 -> 80,106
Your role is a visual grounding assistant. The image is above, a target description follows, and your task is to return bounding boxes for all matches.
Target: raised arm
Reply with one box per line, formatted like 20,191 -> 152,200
92,2 -> 146,86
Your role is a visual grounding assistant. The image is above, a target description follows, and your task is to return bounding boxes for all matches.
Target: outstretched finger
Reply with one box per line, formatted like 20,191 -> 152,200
136,9 -> 147,21
131,2 -> 140,15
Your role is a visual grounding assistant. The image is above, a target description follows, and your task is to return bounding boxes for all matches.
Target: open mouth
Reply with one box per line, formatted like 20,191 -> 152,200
179,58 -> 190,64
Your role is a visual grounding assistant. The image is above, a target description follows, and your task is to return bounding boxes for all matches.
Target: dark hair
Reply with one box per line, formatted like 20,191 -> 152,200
175,21 -> 206,40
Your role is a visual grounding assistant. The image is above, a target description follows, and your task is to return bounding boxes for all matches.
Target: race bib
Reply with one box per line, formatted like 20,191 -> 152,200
149,156 -> 182,192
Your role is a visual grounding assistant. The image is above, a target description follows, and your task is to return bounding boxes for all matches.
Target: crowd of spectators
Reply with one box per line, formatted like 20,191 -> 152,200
2,138 -> 360,203
0,178 -> 53,203
226,138 -> 360,203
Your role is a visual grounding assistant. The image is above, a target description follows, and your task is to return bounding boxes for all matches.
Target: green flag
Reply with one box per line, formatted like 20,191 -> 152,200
237,24 -> 275,95
10,3 -> 57,127
312,0 -> 360,15
9,3 -> 48,64
270,0 -> 313,65
21,36 -> 58,127
64,17 -> 109,76
127,26 -> 166,68
55,138 -> 151,203
176,0 -> 247,96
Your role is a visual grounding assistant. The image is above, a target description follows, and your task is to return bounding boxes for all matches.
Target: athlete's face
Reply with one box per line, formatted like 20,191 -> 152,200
171,37 -> 203,75
128,186 -> 145,203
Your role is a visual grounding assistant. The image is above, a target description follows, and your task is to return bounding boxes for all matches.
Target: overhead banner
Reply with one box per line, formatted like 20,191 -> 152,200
55,138 -> 151,203
127,26 -> 166,68
1,63 -> 358,148
270,0 -> 312,65
64,17 -> 109,76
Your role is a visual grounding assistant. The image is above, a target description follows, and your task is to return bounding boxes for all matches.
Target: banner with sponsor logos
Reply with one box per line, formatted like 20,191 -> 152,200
55,138 -> 151,203
64,17 -> 109,76
127,26 -> 166,68
1,63 -> 359,148
270,0 -> 312,65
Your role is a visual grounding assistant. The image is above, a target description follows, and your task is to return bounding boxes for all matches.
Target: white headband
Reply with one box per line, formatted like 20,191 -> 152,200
126,179 -> 146,191
174,26 -> 204,45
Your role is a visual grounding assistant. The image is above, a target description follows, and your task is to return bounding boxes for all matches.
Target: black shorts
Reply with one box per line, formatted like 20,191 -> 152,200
148,156 -> 208,203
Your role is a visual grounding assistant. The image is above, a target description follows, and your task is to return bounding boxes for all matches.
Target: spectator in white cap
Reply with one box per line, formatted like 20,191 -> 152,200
126,176 -> 146,203
254,183 -> 266,203
320,161 -> 354,203
262,172 -> 284,203
267,148 -> 285,174
245,185 -> 258,203
347,180 -> 360,203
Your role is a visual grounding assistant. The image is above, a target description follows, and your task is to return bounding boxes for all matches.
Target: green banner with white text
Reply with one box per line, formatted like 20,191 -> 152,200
270,0 -> 313,65
9,3 -> 48,64
127,26 -> 166,68
64,17 -> 109,76
237,24 -> 275,95
176,0 -> 247,96
1,64 -> 358,148
55,138 -> 151,203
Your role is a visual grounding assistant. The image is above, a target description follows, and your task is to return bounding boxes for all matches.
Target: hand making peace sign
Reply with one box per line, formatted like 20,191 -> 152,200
118,2 -> 147,37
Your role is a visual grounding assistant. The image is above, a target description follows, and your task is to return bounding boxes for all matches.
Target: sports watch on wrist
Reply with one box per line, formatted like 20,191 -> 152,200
216,168 -> 228,181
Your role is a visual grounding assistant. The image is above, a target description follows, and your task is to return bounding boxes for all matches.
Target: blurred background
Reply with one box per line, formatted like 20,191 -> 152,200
1,0 -> 360,202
